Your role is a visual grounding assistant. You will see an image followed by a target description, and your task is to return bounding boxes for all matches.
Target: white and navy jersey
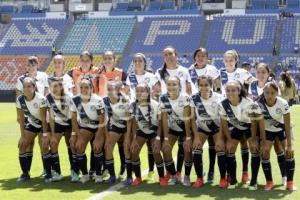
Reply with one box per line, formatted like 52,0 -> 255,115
188,64 -> 219,94
159,93 -> 190,132
248,80 -> 263,100
257,97 -> 289,132
16,92 -> 47,128
103,96 -> 131,129
48,73 -> 74,96
132,100 -> 160,134
46,93 -> 72,126
126,72 -> 156,102
16,71 -> 49,96
190,92 -> 222,133
219,97 -> 256,130
154,65 -> 192,95
70,94 -> 105,129
219,68 -> 252,94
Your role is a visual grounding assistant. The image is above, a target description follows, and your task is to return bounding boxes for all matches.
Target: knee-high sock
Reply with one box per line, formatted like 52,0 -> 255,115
193,149 -> 203,178
262,159 -> 273,182
286,158 -> 295,182
216,151 -> 226,179
250,153 -> 260,185
227,153 -> 237,185
241,148 -> 249,173
77,153 -> 88,175
94,152 -> 104,176
277,151 -> 287,178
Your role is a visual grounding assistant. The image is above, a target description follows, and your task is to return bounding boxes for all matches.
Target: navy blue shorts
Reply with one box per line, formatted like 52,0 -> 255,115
169,128 -> 185,137
54,122 -> 72,134
230,128 -> 251,141
25,123 -> 42,134
108,125 -> 126,134
136,130 -> 157,140
266,130 -> 286,141
197,127 -> 219,136
79,125 -> 98,134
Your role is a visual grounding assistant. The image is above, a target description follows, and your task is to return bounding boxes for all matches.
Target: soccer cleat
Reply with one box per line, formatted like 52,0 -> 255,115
282,176 -> 287,186
102,169 -> 109,179
17,174 -> 30,182
164,172 -> 171,182
95,175 -> 104,183
118,172 -> 126,182
123,177 -> 133,186
192,178 -> 204,188
132,178 -> 142,186
176,171 -> 182,182
227,183 -> 237,189
207,171 -> 214,184
40,169 -> 46,177
264,181 -> 274,191
159,177 -> 168,187
80,174 -> 90,184
71,171 -> 80,182
51,172 -> 64,182
168,175 -> 178,186
147,171 -> 155,182
249,184 -> 258,191
44,177 -> 53,183
182,176 -> 191,187
104,176 -> 117,184
241,172 -> 250,184
287,181 -> 297,191
219,178 -> 228,189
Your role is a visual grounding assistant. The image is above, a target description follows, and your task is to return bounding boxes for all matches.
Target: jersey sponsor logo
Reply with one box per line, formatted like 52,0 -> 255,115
234,73 -> 240,79
178,100 -> 184,107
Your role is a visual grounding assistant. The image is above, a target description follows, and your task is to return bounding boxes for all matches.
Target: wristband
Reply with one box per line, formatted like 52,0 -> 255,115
42,133 -> 48,137
71,132 -> 76,136
155,136 -> 161,140
164,137 -> 169,141
186,136 -> 191,141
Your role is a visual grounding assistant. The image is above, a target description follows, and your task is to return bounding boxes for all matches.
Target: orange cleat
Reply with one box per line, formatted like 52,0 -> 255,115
287,181 -> 297,191
159,177 -> 168,187
264,181 -> 274,191
192,178 -> 204,188
241,172 -> 250,184
131,177 -> 142,186
219,178 -> 228,189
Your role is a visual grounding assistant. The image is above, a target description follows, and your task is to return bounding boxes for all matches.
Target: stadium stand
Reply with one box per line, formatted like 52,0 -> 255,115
0,55 -> 47,90
61,17 -> 135,54
0,19 -> 69,55
281,17 -> 300,53
206,16 -> 277,53
130,16 -> 205,54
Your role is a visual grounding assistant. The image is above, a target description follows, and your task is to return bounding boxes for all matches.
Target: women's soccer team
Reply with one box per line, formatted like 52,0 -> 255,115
15,46 -> 296,191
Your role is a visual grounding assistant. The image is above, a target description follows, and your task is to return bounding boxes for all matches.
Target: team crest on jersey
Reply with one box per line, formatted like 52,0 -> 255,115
276,108 -> 282,115
144,77 -> 150,83
234,73 -> 240,79
33,103 -> 38,109
211,101 -> 217,108
178,71 -> 183,78
90,106 -> 96,111
178,100 -> 184,107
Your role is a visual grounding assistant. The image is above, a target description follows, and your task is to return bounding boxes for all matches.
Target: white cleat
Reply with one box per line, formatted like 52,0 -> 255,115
51,172 -> 64,182
282,176 -> 287,186
182,176 -> 191,187
95,175 -> 104,183
80,175 -> 90,183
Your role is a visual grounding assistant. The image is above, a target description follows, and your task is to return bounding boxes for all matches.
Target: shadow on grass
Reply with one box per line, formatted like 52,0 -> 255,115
117,181 -> 292,200
0,176 -> 116,194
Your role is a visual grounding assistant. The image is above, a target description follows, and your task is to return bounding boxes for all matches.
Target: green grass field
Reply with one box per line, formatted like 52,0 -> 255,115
0,103 -> 299,200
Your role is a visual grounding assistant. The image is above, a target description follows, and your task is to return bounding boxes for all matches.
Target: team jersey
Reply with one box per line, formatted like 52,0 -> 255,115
155,65 -> 192,95
257,96 -> 290,132
159,93 -> 190,132
16,71 -> 49,95
103,96 -> 131,129
16,92 -> 47,128
98,67 -> 127,97
131,99 -> 160,134
188,64 -> 219,94
126,72 -> 156,102
68,66 -> 99,95
46,93 -> 72,126
219,97 -> 257,130
248,80 -> 264,100
48,73 -> 74,96
190,92 -> 222,133
219,68 -> 252,94
70,94 -> 105,129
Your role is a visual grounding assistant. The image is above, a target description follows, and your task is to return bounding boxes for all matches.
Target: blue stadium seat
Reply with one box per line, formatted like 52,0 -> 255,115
161,1 -> 175,10
190,0 -> 198,10
287,0 -> 300,8
149,2 -> 161,10
251,0 -> 265,9
61,18 -> 136,54
21,5 -> 34,13
0,5 -> 17,14
181,1 -> 191,10
281,17 -> 300,53
128,1 -> 142,11
0,19 -> 68,54
206,16 -> 277,53
115,3 -> 129,11
265,0 -> 279,9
